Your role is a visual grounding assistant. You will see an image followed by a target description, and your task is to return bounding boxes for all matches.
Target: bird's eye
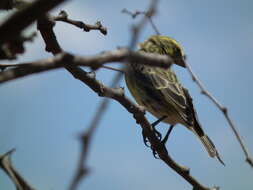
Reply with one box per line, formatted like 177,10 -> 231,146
173,47 -> 182,57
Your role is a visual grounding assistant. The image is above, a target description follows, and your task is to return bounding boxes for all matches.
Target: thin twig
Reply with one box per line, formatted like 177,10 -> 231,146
101,65 -> 124,73
53,10 -> 107,35
185,62 -> 253,167
128,0 -> 158,49
0,149 -> 36,190
122,8 -> 160,35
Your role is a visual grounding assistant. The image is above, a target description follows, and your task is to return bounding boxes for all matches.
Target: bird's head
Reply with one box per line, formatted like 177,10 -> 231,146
138,35 -> 186,67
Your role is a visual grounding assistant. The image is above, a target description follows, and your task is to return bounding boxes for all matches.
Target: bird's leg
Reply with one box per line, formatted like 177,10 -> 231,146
161,125 -> 174,144
151,115 -> 167,140
142,116 -> 167,147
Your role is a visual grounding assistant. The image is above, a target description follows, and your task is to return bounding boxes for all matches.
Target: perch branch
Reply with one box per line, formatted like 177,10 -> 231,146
0,48 -> 180,84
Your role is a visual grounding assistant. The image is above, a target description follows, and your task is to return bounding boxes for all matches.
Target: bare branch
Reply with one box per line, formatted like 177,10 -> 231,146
185,62 -> 253,168
0,149 -> 36,190
53,10 -> 107,35
0,48 -> 181,84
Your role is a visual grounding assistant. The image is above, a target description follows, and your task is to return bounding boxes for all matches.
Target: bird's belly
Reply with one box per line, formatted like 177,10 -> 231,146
142,101 -> 182,126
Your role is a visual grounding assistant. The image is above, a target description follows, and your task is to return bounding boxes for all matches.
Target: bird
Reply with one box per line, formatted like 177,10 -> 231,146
124,35 -> 224,165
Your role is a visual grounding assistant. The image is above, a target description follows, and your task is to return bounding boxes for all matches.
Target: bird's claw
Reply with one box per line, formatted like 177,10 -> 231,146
152,146 -> 159,159
142,127 -> 162,147
154,128 -> 162,140
142,130 -> 150,147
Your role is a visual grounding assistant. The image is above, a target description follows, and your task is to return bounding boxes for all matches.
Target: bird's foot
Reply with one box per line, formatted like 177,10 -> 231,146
142,128 -> 162,147
142,116 -> 167,147
151,125 -> 174,159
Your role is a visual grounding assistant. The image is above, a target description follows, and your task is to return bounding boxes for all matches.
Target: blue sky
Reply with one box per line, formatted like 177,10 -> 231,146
1,0 -> 253,189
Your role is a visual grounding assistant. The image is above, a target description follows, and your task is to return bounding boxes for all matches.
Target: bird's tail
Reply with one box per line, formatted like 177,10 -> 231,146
182,87 -> 225,165
191,128 -> 225,166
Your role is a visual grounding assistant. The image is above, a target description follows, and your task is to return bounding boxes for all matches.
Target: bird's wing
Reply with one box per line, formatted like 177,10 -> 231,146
134,67 -> 194,126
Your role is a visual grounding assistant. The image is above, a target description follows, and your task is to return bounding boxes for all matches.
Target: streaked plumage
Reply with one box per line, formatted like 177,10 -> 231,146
125,35 -> 224,164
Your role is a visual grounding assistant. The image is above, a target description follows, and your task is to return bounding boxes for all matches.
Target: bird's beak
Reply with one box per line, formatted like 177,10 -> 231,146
175,56 -> 186,68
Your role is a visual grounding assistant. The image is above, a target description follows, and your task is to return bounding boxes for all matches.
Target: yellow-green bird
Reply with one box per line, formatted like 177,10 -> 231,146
125,35 -> 224,164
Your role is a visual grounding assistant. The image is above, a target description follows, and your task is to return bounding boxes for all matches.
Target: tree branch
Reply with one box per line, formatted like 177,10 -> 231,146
0,49 -> 182,84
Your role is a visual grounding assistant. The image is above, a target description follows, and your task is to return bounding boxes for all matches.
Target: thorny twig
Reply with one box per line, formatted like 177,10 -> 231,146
0,149 -> 36,190
53,10 -> 107,35
186,63 -> 253,167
